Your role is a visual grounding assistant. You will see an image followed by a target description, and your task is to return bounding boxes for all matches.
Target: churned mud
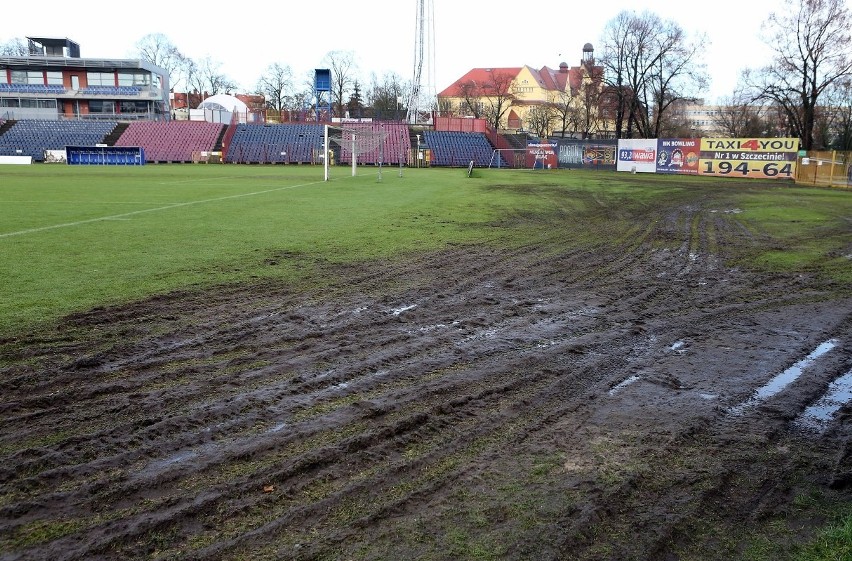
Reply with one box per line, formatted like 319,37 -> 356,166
1,186 -> 851,560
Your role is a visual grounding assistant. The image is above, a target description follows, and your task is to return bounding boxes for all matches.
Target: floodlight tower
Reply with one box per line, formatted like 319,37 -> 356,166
407,0 -> 437,124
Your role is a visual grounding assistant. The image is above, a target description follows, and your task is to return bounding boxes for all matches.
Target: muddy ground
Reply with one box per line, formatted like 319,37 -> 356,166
1,185 -> 851,560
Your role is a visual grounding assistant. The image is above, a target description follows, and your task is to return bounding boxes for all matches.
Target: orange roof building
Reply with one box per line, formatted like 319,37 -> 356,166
438,44 -> 609,138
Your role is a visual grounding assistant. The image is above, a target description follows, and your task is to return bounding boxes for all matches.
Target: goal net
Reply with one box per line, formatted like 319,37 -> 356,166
324,124 -> 392,180
488,148 -> 530,169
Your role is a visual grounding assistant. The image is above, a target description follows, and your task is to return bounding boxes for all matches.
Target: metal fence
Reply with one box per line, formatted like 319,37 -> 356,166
797,151 -> 852,188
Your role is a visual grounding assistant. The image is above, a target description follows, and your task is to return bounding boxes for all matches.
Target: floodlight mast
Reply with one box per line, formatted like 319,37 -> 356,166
407,0 -> 437,125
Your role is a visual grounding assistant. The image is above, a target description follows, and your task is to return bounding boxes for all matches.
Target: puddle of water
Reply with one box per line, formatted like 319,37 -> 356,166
795,368 -> 852,430
730,339 -> 838,414
418,323 -> 448,333
609,375 -> 640,396
392,304 -> 417,316
267,422 -> 288,434
144,449 -> 199,474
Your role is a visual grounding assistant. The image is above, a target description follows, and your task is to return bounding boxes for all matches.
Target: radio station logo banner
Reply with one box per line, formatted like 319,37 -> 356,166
698,138 -> 798,179
656,138 -> 699,174
617,139 -> 657,173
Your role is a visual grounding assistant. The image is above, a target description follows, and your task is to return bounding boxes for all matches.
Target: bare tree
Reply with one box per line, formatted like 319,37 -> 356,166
551,90 -> 575,138
366,71 -> 408,120
552,76 -> 605,139
827,77 -> 852,150
256,63 -> 293,112
0,37 -> 28,56
456,80 -> 484,118
646,25 -> 709,138
600,12 -> 633,138
600,10 -> 708,138
714,87 -> 770,137
525,102 -> 556,138
322,50 -> 358,118
749,0 -> 852,150
480,70 -> 518,131
189,56 -> 237,96
135,33 -> 185,91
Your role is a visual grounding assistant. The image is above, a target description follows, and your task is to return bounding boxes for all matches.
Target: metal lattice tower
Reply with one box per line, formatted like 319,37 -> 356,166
407,0 -> 437,124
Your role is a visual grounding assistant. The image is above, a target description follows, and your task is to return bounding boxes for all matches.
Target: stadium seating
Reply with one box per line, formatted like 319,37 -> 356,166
226,123 -> 326,164
0,84 -> 66,94
0,118 -> 510,167
0,119 -> 118,161
80,86 -> 142,96
423,130 -> 502,167
114,121 -> 225,162
333,122 -> 411,165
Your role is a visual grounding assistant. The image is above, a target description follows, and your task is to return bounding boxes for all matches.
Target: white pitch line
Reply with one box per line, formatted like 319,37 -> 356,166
0,178 -> 330,239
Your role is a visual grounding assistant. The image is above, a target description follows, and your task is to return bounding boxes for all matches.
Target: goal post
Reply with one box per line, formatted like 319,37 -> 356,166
488,148 -> 530,169
323,124 -> 390,181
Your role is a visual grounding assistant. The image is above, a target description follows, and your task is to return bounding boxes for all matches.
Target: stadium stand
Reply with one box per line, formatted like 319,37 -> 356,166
114,121 -> 225,162
0,119 -> 117,161
423,130 -> 503,167
0,115 -> 520,168
225,123 -> 326,164
333,122 -> 411,165
80,86 -> 142,96
0,84 -> 67,94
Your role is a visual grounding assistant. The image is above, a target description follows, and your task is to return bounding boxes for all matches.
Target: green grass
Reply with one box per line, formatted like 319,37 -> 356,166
1,165 -> 849,336
0,165 -> 520,333
794,512 -> 852,561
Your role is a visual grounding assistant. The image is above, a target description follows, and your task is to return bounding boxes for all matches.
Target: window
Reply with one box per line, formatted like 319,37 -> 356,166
89,100 -> 115,113
27,71 -> 43,84
120,100 -> 149,113
1,98 -> 20,107
87,72 -> 115,86
46,72 -> 63,85
10,70 -> 26,84
118,72 -> 150,87
38,99 -> 57,108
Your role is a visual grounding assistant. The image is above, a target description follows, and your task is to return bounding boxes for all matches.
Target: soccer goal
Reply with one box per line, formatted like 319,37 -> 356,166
323,124 -> 395,181
488,148 -> 530,169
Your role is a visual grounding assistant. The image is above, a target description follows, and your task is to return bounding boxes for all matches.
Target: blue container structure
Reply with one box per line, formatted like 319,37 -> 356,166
66,146 -> 145,165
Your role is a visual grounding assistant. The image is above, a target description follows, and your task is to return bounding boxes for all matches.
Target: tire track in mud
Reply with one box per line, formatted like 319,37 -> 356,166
1,192 -> 850,560
1,241 -> 636,559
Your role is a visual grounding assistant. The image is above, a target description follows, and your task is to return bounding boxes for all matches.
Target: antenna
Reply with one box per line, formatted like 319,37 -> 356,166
407,0 -> 437,125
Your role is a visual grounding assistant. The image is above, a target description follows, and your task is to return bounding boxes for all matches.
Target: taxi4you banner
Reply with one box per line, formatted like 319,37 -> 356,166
617,138 -> 798,179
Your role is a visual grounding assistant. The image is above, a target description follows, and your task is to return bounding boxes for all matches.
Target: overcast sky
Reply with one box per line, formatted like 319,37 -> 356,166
3,0 -> 789,103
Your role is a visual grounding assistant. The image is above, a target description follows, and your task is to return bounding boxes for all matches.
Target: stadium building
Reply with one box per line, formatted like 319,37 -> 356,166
0,36 -> 169,121
438,44 -> 610,138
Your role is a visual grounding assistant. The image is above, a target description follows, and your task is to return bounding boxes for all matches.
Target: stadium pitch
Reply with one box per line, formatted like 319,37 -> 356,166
1,165 -> 851,560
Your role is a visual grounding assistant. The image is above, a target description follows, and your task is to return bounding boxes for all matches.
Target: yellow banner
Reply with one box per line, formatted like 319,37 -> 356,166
699,138 -> 798,179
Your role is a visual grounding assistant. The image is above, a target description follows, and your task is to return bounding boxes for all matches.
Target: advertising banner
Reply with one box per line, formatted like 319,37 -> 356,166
698,138 -> 798,179
656,138 -> 700,174
617,139 -> 657,173
555,139 -> 617,170
527,141 -> 558,169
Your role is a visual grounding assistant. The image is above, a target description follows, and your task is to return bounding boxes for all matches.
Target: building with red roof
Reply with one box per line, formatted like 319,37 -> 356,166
438,44 -> 611,138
